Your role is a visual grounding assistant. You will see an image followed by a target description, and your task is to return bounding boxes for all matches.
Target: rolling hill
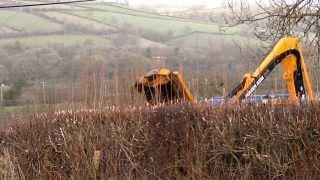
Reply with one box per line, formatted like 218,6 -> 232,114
0,10 -> 63,33
0,1 -> 252,48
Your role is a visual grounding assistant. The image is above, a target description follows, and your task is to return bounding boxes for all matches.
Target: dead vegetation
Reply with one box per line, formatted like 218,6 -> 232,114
0,103 -> 320,179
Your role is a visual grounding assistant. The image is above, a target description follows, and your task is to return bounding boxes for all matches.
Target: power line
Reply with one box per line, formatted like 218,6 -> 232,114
0,0 -> 228,34
0,0 -> 95,9
0,0 -> 221,26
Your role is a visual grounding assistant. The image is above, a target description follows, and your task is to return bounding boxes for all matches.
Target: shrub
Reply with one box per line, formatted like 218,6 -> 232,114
3,80 -> 27,101
0,103 -> 320,179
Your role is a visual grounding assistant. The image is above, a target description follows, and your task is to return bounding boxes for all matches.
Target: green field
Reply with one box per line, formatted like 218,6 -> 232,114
167,33 -> 263,48
79,3 -> 178,20
0,10 -> 63,32
68,10 -> 236,35
0,2 -> 248,48
77,3 -> 241,34
43,11 -> 116,31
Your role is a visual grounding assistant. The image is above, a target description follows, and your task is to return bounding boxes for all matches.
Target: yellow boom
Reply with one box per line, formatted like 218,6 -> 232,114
135,36 -> 315,104
227,36 -> 314,103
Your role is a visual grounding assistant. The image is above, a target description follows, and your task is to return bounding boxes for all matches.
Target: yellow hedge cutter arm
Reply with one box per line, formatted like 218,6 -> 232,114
227,36 -> 314,103
135,37 -> 314,104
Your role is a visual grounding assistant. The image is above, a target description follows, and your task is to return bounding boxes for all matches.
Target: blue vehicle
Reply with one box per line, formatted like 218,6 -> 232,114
208,93 -> 290,105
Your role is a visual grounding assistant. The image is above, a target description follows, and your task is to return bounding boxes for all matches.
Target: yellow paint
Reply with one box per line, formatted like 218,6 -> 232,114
135,37 -> 314,104
135,68 -> 194,103
232,36 -> 314,103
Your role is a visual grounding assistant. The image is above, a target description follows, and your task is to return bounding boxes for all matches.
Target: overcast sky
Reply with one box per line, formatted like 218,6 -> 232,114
129,0 -> 225,7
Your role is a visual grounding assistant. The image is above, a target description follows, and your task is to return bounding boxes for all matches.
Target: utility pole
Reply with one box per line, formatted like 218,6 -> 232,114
274,76 -> 278,92
0,84 -> 3,106
316,20 -> 320,95
115,63 -> 119,105
318,34 -> 320,95
195,33 -> 200,97
41,81 -> 46,104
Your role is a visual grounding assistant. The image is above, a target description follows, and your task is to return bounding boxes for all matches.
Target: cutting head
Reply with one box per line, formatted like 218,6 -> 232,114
134,68 -> 191,104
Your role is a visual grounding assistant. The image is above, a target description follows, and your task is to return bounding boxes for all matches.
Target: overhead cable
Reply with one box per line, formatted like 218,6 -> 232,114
0,0 -> 95,9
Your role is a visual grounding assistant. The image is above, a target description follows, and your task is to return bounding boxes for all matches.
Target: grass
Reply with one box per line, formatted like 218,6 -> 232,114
0,103 -> 320,179
0,10 -> 63,33
0,3 -> 244,48
20,0 -> 86,10
69,10 -> 230,35
0,104 -> 43,128
81,3 -> 239,34
167,32 -> 263,48
73,3 -> 242,35
80,2 -> 179,20
0,34 -> 111,47
42,11 -> 116,31
0,3 -> 237,36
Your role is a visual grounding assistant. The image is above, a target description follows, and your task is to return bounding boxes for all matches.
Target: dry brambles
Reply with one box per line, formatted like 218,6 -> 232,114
0,103 -> 320,179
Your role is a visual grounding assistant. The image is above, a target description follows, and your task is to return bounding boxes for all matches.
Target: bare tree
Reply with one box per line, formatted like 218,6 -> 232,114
226,0 -> 320,93
226,0 -> 320,45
